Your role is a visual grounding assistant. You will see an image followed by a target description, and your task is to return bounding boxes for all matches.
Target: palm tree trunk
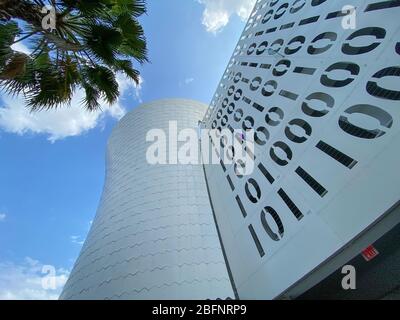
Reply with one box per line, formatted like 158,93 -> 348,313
0,0 -> 43,27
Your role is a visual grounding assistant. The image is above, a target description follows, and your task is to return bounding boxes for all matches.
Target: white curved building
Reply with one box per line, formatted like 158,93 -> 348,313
60,99 -> 234,300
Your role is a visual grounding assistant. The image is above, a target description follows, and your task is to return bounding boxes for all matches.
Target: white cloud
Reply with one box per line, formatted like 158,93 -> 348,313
0,72 -> 143,142
70,235 -> 84,246
11,42 -> 31,55
179,77 -> 195,87
197,0 -> 256,33
0,257 -> 69,300
184,77 -> 195,85
133,76 -> 144,103
0,213 -> 6,221
3,42 -> 142,142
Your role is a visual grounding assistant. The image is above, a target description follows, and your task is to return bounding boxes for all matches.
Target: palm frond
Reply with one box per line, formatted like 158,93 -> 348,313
0,0 -> 148,111
83,65 -> 119,104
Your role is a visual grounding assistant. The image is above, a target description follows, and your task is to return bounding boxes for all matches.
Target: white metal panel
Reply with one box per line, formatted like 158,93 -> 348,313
61,99 -> 234,300
203,0 -> 400,299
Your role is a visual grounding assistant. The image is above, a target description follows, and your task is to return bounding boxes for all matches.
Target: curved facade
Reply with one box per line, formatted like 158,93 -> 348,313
60,99 -> 234,300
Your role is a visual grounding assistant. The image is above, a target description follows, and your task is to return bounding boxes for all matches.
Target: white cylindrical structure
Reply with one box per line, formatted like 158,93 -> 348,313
60,99 -> 234,300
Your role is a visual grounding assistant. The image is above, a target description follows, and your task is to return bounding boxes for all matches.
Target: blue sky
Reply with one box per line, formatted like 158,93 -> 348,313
0,0 -> 255,299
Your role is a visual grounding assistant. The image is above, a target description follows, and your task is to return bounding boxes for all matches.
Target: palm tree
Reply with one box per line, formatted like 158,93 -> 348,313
0,0 -> 147,111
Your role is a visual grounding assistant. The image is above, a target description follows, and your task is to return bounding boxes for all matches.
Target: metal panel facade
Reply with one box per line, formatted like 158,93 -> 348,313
61,99 -> 234,300
203,0 -> 400,299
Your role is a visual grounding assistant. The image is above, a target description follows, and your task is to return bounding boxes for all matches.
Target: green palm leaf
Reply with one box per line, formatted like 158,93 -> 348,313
0,0 -> 147,111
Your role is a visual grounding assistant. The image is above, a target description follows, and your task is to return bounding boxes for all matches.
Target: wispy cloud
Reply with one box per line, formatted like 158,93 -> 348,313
179,77 -> 195,87
0,213 -> 6,222
184,77 -> 195,85
0,257 -> 69,300
134,76 -> 144,103
197,0 -> 256,34
70,235 -> 84,246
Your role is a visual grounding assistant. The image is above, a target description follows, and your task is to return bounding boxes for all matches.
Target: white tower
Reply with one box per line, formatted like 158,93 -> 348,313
60,99 -> 234,300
